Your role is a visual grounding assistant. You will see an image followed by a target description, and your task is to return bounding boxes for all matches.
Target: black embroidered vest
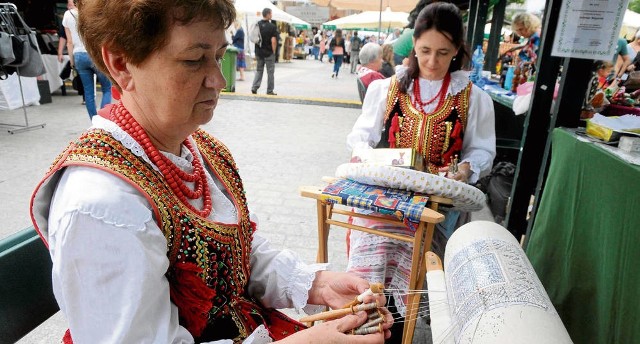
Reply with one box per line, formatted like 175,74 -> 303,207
379,75 -> 472,173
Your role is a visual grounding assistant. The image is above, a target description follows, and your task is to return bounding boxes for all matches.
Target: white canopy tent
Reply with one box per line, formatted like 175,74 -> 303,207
312,0 -> 417,12
234,0 -> 311,57
235,0 -> 294,23
621,9 -> 640,39
322,8 -> 409,31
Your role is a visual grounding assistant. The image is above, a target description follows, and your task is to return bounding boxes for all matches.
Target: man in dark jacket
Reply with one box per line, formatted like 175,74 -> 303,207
251,8 -> 279,95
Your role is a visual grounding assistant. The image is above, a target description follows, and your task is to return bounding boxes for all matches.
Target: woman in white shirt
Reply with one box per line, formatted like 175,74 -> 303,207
31,0 -> 392,343
345,3 -> 495,340
62,0 -> 111,119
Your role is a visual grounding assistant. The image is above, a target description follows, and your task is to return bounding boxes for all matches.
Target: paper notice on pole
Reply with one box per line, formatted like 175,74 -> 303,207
551,0 -> 630,59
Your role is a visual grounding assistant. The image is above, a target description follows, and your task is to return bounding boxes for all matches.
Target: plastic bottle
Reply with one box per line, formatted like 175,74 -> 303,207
504,65 -> 515,91
470,45 -> 485,84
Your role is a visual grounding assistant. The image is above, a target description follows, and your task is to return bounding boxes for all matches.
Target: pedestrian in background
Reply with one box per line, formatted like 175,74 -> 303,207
319,32 -> 327,62
350,31 -> 362,74
380,44 -> 395,78
356,43 -> 385,88
251,8 -> 278,95
329,29 -> 345,78
392,0 -> 430,66
62,0 -> 111,119
231,20 -> 245,81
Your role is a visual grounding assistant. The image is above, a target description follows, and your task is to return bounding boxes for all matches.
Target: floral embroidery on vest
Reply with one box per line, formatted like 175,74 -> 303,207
382,76 -> 471,173
42,129 -> 301,342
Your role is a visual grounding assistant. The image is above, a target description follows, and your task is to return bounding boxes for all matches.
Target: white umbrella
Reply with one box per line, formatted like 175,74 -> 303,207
313,0 -> 417,12
323,8 -> 409,31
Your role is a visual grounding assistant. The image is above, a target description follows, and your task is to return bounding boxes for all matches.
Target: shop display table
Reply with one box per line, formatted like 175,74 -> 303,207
526,128 -> 640,343
41,54 -> 70,93
482,83 -> 524,163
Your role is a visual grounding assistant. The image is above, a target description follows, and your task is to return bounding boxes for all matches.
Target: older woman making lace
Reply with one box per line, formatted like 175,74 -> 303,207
30,0 -> 391,343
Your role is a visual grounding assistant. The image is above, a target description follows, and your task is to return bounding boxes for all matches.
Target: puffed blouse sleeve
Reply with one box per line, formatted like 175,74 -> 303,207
346,77 -> 393,151
461,84 -> 496,183
248,227 -> 328,311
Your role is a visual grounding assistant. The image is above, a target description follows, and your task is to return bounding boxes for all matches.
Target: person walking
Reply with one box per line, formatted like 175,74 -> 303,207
319,32 -> 327,62
251,8 -> 278,95
312,29 -> 321,60
231,20 -> 245,81
350,31 -> 362,74
329,29 -> 345,78
62,0 -> 112,119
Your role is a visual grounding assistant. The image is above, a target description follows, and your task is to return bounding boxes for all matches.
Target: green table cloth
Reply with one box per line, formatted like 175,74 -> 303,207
526,128 -> 640,343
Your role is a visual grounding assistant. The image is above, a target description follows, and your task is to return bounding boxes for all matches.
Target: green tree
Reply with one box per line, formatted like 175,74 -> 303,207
630,0 -> 640,13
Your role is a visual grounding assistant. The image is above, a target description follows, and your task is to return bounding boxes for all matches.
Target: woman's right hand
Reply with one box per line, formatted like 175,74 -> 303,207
276,312 -> 387,344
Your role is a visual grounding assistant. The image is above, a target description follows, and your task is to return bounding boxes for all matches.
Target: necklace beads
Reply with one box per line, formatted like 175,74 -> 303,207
413,73 -> 451,113
111,103 -> 212,218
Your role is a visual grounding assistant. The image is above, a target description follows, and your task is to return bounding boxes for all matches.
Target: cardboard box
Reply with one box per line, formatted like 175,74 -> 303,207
350,148 -> 424,171
619,136 -> 640,153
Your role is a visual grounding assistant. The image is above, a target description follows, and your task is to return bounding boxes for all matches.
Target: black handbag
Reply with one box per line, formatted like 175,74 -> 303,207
0,10 -> 46,77
59,61 -> 71,79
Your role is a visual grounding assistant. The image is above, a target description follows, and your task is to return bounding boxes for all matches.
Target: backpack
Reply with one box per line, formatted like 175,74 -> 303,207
249,21 -> 262,46
314,35 -> 320,45
351,37 -> 361,51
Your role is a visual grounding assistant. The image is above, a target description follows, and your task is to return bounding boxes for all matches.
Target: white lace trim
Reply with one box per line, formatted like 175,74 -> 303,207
407,70 -> 471,114
287,262 -> 328,311
93,115 -> 153,168
242,325 -> 273,344
91,116 -> 238,223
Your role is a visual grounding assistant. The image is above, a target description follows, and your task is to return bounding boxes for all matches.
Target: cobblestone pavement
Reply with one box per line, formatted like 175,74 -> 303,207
2,57 -> 489,343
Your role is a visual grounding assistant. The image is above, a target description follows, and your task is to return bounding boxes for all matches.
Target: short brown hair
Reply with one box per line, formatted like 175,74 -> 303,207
77,0 -> 236,81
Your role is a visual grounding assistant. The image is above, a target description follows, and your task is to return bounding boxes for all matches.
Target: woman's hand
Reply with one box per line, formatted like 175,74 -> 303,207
438,162 -> 472,183
277,311 -> 389,343
307,271 -> 380,309
305,271 -> 393,338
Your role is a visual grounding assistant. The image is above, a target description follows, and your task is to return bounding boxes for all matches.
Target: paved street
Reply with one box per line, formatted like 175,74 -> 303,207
1,57 -> 484,343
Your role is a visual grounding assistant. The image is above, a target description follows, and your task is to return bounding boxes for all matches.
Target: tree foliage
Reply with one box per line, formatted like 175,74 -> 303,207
630,0 -> 640,13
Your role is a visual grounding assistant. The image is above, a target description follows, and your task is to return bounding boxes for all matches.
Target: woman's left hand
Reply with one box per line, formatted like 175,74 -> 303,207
307,271 -> 386,310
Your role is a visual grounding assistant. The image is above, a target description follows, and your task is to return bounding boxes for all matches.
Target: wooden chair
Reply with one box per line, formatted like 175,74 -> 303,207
300,180 -> 453,344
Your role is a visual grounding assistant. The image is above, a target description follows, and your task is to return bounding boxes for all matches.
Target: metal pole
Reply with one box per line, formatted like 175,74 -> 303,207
378,0 -> 383,42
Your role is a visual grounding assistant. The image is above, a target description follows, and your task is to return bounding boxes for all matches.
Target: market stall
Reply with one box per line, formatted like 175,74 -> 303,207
526,128 -> 640,343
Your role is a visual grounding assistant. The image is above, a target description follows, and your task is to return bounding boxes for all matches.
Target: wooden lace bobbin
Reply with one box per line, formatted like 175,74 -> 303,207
299,301 -> 380,323
341,282 -> 385,309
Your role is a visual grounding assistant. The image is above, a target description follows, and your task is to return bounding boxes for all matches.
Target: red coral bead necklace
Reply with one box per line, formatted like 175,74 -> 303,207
111,102 -> 212,218
412,73 -> 451,113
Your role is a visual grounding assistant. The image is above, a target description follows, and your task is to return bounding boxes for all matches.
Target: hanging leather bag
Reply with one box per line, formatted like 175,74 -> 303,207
13,32 -> 45,76
0,31 -> 15,65
1,9 -> 45,77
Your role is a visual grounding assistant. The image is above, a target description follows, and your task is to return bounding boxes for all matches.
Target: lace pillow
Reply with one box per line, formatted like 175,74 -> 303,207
334,163 -> 485,212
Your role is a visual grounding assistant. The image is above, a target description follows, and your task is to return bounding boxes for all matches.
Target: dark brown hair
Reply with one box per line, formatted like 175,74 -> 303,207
399,2 -> 470,93
77,0 -> 236,81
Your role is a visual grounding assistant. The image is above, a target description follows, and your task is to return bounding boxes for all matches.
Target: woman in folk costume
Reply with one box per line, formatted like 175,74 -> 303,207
30,0 -> 392,343
345,2 -> 495,340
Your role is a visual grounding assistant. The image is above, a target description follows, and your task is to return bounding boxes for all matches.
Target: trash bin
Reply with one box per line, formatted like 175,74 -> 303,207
222,46 -> 238,92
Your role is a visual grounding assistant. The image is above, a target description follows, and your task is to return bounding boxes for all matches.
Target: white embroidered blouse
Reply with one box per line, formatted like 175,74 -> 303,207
346,69 -> 496,183
44,116 -> 327,344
